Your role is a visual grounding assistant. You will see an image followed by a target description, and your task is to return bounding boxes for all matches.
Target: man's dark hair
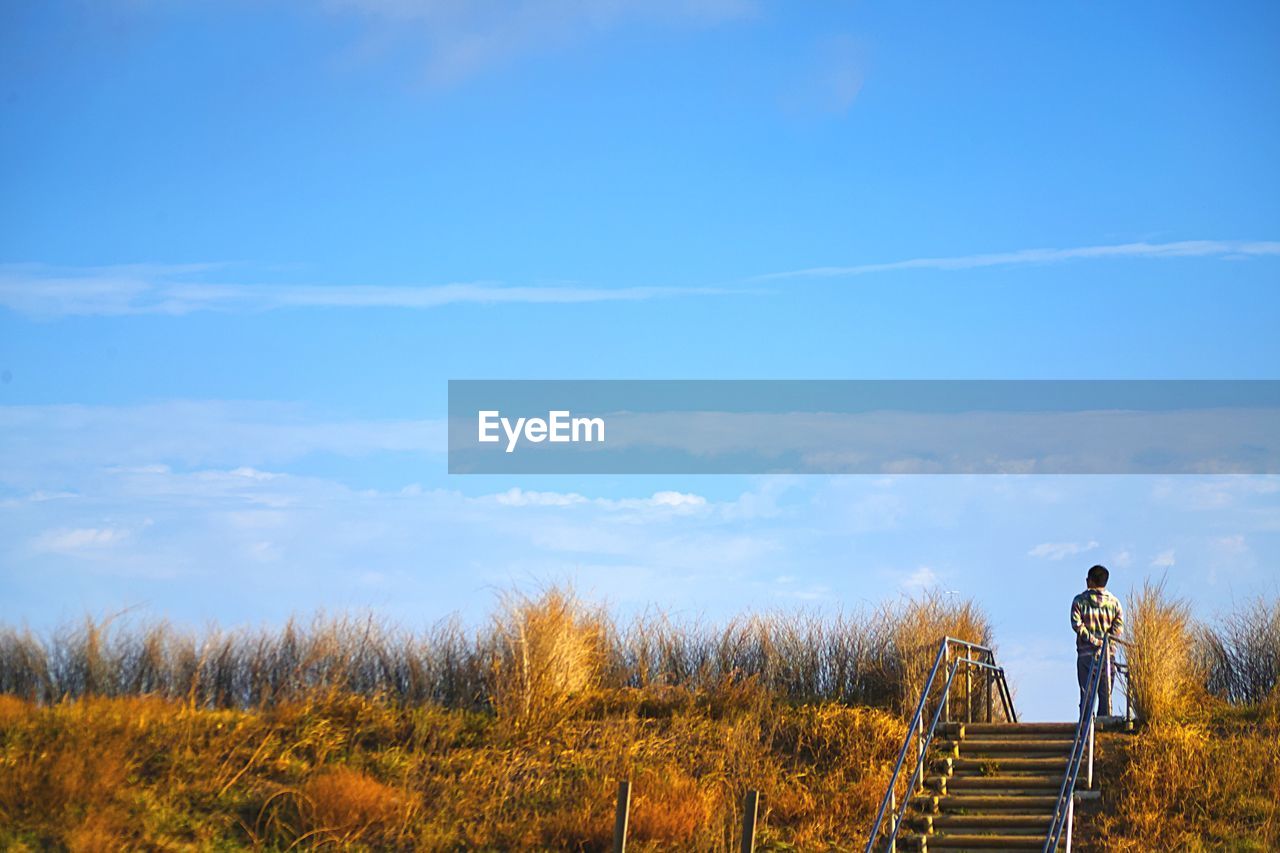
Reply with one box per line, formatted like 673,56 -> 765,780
1087,565 -> 1109,588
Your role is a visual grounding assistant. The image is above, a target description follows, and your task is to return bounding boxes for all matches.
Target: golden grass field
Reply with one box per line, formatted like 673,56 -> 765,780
0,586 -> 1277,851
0,688 -> 908,850
1088,581 -> 1280,851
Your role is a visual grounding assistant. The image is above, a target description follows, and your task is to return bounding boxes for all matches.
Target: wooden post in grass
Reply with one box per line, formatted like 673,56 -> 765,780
612,779 -> 631,853
740,790 -> 760,853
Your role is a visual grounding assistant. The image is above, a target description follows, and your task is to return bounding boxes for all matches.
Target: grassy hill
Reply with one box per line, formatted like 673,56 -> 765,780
1090,705 -> 1280,851
0,587 -> 1276,851
1088,584 -> 1280,851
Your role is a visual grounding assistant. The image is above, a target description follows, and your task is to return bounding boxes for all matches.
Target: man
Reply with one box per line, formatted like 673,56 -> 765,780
1070,564 -> 1124,716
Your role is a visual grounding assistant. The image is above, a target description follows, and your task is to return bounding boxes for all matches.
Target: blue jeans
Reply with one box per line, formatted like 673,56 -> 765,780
1077,652 -> 1112,716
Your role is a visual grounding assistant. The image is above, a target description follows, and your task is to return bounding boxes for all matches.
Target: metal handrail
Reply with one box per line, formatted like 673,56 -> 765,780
864,637 -> 1018,852
880,658 -> 963,851
863,639 -> 947,853
1043,634 -> 1122,851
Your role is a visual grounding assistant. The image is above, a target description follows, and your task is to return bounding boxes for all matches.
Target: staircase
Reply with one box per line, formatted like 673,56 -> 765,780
864,637 -> 1130,853
897,721 -> 1078,851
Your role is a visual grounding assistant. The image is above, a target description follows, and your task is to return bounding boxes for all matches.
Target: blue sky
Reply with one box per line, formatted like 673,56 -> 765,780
1,1 -> 1279,719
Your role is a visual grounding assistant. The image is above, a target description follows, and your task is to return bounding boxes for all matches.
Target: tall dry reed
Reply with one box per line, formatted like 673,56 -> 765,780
1199,596 -> 1280,706
885,591 -> 994,716
1126,579 -> 1198,722
491,587 -> 607,732
0,586 -> 992,717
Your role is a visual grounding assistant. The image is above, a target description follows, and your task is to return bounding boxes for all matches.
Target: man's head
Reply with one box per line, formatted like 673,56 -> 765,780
1087,564 -> 1109,589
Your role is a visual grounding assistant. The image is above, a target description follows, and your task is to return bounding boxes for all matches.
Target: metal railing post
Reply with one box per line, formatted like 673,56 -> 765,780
1126,665 -> 1133,725
916,711 -> 924,789
888,789 -> 896,853
965,661 -> 973,724
942,643 -> 950,724
1087,649 -> 1100,791
1065,796 -> 1074,852
1087,707 -> 1096,790
986,661 -> 993,723
1105,653 -> 1112,717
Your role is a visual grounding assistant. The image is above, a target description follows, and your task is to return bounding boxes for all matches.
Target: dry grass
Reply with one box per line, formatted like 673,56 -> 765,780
628,768 -> 708,846
1087,593 -> 1280,852
0,689 -> 906,850
0,587 -> 992,716
1200,596 -> 1280,706
64,812 -> 132,853
0,587 -> 963,850
1126,579 -> 1200,722
492,587 -> 607,734
7,587 -> 1277,849
887,591 -> 994,717
294,767 -> 415,846
1093,707 -> 1280,851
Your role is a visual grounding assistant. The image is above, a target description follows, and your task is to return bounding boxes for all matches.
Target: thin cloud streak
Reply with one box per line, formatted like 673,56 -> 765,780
754,239 -> 1280,282
0,266 -> 731,317
6,238 -> 1276,317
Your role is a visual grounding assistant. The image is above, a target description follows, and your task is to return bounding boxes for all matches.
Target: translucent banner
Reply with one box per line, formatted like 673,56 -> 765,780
447,380 -> 1280,474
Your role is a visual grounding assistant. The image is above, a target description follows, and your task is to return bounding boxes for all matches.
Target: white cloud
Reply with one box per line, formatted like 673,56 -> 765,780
0,264 -> 733,318
31,525 -> 132,554
1028,540 -> 1098,561
0,401 -> 447,487
755,239 -> 1280,282
4,457 -> 751,587
7,459 -> 1280,667
1150,549 -> 1176,568
901,565 -> 940,590
491,486 -> 707,514
7,240 -> 1276,317
0,490 -> 78,508
495,487 -> 589,507
607,491 -> 709,516
1151,476 -> 1280,510
648,490 -> 707,508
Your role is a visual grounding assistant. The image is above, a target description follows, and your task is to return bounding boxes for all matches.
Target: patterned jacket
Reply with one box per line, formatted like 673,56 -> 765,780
1070,588 -> 1124,655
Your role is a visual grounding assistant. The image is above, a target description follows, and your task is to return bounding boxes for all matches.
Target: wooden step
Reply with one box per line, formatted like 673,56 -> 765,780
944,722 -> 1077,736
929,834 -> 1047,850
930,814 -> 1053,830
899,832 -> 1049,850
939,738 -> 1075,753
937,794 -> 1060,812
935,756 -> 1069,773
939,774 -> 1062,792
911,792 -> 1061,814
909,814 -> 1049,835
